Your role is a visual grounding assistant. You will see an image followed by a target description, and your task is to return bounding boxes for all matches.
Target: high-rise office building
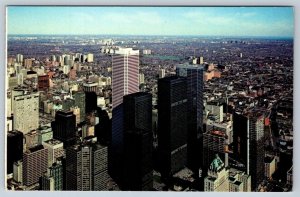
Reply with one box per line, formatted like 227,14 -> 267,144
42,139 -> 64,167
38,75 -> 50,90
204,155 -> 229,192
176,64 -> 204,175
204,155 -> 251,192
110,48 -> 139,182
157,76 -> 188,179
13,92 -> 39,134
159,68 -> 165,79
37,126 -> 53,144
66,140 -> 108,191
139,73 -> 145,84
13,161 -> 23,184
233,109 -> 265,191
83,82 -> 98,92
203,129 -> 229,174
73,91 -> 86,123
122,92 -> 153,190
49,160 -> 64,190
16,54 -> 23,63
52,110 -> 77,148
7,130 -> 23,174
85,91 -> 98,113
95,107 -> 111,145
39,174 -> 55,190
23,145 -> 48,186
111,48 -> 139,109
87,53 -> 94,62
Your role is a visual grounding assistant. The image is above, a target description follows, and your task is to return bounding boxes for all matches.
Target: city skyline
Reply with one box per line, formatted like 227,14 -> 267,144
7,6 -> 294,37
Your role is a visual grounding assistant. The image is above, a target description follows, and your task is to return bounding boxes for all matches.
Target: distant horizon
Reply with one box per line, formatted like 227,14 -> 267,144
7,34 -> 294,40
7,7 -> 294,37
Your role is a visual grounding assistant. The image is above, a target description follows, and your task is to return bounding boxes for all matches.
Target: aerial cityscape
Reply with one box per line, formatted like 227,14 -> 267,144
6,6 -> 293,191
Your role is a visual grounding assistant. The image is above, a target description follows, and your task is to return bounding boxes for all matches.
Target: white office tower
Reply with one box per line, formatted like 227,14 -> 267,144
139,73 -> 145,84
16,54 -> 23,63
13,161 -> 23,184
13,92 -> 39,134
159,68 -> 165,79
87,53 -> 94,62
42,139 -> 65,167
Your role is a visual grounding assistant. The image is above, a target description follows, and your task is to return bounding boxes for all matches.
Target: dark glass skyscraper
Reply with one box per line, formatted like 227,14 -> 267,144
95,107 -> 111,145
233,109 -> 265,191
7,130 -> 23,174
176,64 -> 204,175
52,110 -> 77,148
66,140 -> 108,191
122,92 -> 153,190
157,76 -> 188,180
85,91 -> 97,114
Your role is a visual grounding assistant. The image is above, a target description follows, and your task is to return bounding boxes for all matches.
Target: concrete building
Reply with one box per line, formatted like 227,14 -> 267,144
139,73 -> 145,84
87,53 -> 94,62
37,126 -> 53,144
264,156 -> 276,179
42,139 -> 64,167
204,155 -> 251,192
159,68 -> 165,79
66,140 -> 109,191
23,145 -> 48,186
13,92 -> 39,134
13,161 -> 23,184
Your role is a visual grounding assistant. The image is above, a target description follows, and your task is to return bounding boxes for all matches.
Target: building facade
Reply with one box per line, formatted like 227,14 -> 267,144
157,76 -> 188,179
176,64 -> 204,175
122,92 -> 153,190
110,48 -> 139,182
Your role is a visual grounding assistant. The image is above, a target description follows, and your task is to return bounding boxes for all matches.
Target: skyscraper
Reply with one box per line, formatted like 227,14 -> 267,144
13,92 -> 39,134
49,160 -> 64,190
7,130 -> 23,174
110,48 -> 139,182
73,91 -> 86,123
176,64 -> 204,175
85,91 -> 98,113
233,109 -> 265,191
122,92 -> 153,190
66,139 -> 108,191
157,76 -> 188,180
42,139 -> 64,167
111,48 -> 139,109
23,145 -> 48,186
52,110 -> 77,148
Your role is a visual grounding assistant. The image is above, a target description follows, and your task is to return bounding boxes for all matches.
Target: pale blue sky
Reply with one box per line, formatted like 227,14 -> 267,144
7,6 -> 294,37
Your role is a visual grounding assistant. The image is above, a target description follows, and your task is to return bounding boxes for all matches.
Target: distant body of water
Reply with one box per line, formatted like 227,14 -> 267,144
143,54 -> 181,61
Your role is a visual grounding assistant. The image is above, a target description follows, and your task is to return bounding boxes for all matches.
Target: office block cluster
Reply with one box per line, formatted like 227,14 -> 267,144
6,35 -> 293,192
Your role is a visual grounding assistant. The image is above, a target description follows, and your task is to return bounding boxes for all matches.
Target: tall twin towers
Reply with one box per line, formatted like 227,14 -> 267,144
109,48 -> 204,190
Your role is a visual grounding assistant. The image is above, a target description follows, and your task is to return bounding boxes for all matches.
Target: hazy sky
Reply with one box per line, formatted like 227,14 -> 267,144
7,6 -> 294,37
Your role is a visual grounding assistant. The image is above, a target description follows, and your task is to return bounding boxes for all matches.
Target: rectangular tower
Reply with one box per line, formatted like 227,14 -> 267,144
110,48 -> 139,182
176,64 -> 204,175
7,130 -> 23,174
123,92 -> 153,190
23,145 -> 48,186
13,92 -> 39,134
66,142 -> 108,191
52,110 -> 77,148
157,76 -> 188,179
233,109 -> 265,191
